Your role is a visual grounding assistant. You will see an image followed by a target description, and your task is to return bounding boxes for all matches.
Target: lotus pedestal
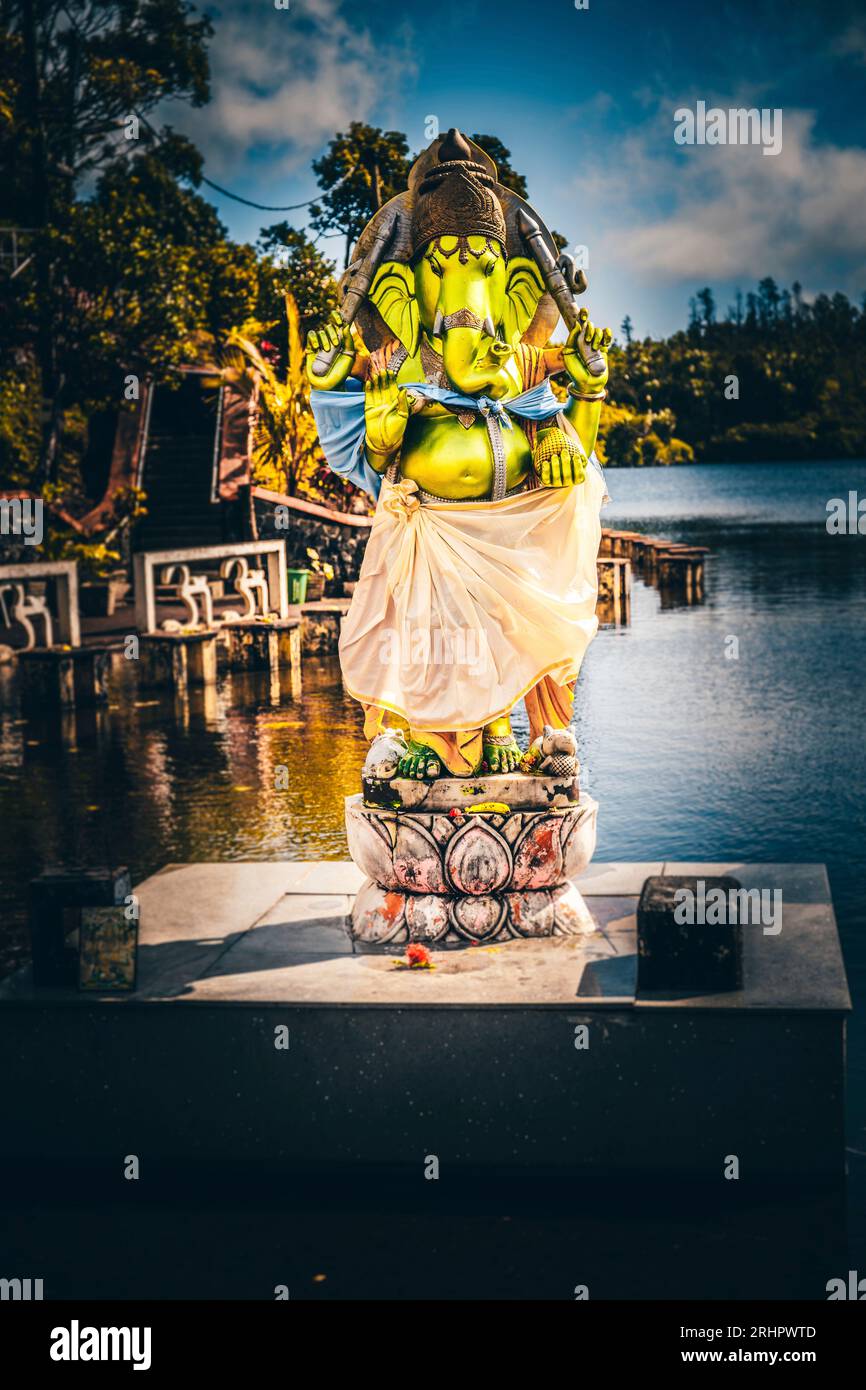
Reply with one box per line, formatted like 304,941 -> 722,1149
345,778 -> 598,949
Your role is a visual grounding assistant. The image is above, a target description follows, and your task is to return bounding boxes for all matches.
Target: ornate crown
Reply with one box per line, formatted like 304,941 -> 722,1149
410,128 -> 507,260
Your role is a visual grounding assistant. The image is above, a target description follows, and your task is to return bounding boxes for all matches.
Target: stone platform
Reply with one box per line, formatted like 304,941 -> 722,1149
0,860 -> 850,1183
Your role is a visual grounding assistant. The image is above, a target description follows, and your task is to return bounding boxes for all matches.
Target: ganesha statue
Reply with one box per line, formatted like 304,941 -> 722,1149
306,128 -> 610,784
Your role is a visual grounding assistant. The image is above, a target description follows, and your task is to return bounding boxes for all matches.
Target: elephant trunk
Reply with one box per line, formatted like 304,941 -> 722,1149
441,321 -> 512,397
441,326 -> 491,395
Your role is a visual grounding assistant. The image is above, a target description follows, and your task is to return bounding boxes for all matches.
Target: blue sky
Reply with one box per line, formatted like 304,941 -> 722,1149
172,0 -> 866,337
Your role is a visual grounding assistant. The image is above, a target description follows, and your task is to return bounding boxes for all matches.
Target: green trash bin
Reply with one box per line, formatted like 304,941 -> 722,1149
287,569 -> 309,604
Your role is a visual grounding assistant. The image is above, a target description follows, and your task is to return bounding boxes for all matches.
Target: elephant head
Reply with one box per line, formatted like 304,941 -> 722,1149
368,235 -> 546,396
361,130 -> 549,397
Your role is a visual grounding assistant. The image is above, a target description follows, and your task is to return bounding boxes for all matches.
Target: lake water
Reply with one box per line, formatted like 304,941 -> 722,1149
1,460 -> 864,1268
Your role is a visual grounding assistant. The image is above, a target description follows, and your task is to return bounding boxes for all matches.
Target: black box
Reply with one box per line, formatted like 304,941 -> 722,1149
28,866 -> 132,987
637,874 -> 744,994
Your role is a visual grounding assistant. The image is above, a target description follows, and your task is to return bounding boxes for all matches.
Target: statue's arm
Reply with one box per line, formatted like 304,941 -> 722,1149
543,309 -> 612,457
564,397 -> 602,459
305,311 -> 365,391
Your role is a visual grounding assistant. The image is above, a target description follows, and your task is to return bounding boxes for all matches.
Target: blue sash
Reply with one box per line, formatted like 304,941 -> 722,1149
310,376 -> 606,500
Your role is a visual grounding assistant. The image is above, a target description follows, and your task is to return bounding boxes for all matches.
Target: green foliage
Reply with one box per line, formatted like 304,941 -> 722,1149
309,123 -> 411,267
3,3 -> 862,522
2,0 -> 221,485
43,143 -> 259,397
2,133 -> 260,492
1,0 -> 212,223
597,403 -> 694,468
469,134 -> 528,197
39,484 -> 147,578
222,296 -> 365,511
0,354 -> 41,485
256,224 -> 339,339
608,281 -> 866,462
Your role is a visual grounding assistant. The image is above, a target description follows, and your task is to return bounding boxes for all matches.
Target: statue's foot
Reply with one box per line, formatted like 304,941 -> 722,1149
482,736 -> 523,774
481,716 -> 522,774
397,739 -> 443,780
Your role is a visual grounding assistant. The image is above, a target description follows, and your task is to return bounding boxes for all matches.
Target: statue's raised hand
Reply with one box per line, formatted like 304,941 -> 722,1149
563,308 -> 613,396
364,370 -> 409,461
305,310 -> 355,391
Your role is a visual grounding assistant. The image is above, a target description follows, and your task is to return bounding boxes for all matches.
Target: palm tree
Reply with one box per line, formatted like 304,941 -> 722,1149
223,293 -> 322,497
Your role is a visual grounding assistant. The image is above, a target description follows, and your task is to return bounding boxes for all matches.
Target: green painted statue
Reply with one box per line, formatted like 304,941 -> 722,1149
306,129 -> 610,780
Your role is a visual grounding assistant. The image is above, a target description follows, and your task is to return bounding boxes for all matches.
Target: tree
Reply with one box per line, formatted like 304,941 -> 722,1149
620,315 -> 633,345
23,137 -> 258,408
695,287 -> 716,327
256,224 -> 338,340
2,133 -> 259,501
757,276 -> 781,328
223,293 -> 361,508
309,123 -> 411,268
469,134 -> 528,197
1,0 -> 214,479
1,0 -> 211,208
727,289 -> 744,326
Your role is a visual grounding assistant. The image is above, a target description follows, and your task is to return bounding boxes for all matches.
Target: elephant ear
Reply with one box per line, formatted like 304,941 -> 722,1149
502,257 -> 547,347
367,262 -> 419,355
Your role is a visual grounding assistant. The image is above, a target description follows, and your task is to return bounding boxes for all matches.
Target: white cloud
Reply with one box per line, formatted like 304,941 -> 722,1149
177,0 -> 417,177
573,107 -> 866,292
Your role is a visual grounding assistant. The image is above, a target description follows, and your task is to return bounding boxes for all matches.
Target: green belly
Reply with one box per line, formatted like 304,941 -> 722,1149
398,410 -> 532,499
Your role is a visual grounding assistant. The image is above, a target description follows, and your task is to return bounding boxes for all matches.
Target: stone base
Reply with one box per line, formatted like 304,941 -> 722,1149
299,603 -> 347,654
217,619 -> 301,674
218,621 -> 279,672
351,876 -> 596,947
17,645 -> 111,709
362,770 -> 581,811
0,861 -> 849,1203
346,788 -> 599,948
139,632 -> 218,690
346,791 -> 597,893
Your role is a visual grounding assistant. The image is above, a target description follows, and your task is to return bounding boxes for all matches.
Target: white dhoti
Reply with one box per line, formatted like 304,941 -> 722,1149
339,468 -> 604,772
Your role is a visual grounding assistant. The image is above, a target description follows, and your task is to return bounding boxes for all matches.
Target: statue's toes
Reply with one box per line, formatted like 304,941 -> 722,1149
425,757 -> 441,778
414,759 -> 427,780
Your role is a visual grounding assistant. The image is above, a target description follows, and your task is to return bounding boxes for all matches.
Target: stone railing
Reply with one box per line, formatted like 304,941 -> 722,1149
0,560 -> 80,650
133,541 -> 288,634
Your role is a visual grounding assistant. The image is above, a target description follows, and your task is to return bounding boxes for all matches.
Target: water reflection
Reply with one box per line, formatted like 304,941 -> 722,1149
0,655 -> 370,966
2,461 -> 865,967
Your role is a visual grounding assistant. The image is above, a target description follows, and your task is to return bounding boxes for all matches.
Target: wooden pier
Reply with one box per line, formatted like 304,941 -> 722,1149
596,556 -> 631,624
600,528 -> 709,603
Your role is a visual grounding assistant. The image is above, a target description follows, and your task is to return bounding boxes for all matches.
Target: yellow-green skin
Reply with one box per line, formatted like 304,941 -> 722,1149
305,234 -> 612,777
